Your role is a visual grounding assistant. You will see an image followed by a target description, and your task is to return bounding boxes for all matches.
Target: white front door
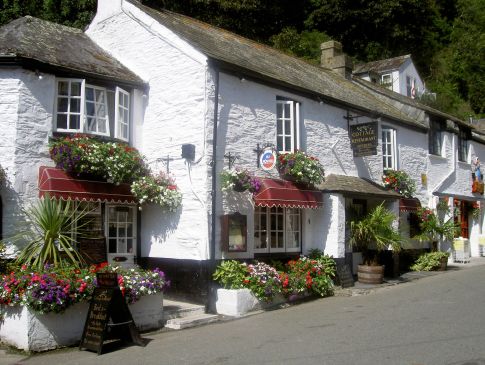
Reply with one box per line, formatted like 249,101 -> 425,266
106,205 -> 137,268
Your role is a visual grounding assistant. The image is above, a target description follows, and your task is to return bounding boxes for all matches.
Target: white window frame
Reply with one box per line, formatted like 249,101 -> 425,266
381,73 -> 393,90
106,205 -> 137,256
54,78 -> 85,133
115,87 -> 130,141
276,98 -> 300,153
84,84 -> 110,136
254,206 -> 301,253
54,78 -> 129,141
382,127 -> 397,170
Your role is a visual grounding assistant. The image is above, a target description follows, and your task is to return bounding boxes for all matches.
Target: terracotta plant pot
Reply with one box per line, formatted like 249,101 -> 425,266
357,264 -> 384,284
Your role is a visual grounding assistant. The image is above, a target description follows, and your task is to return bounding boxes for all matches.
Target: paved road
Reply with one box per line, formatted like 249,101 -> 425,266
7,264 -> 485,365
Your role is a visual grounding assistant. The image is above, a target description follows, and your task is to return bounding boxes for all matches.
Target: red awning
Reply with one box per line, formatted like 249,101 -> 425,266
38,166 -> 137,203
399,198 -> 421,212
253,178 -> 323,209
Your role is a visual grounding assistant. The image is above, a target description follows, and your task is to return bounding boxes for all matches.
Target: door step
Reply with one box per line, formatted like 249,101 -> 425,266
163,299 -> 219,330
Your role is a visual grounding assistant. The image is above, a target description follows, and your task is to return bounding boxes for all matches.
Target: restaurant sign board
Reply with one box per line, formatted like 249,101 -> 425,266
349,122 -> 378,157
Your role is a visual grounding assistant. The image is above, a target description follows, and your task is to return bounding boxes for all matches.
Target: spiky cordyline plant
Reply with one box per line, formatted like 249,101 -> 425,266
7,196 -> 89,270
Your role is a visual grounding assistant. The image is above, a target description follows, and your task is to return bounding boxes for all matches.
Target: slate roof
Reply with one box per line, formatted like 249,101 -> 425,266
353,55 -> 411,75
128,1 -> 424,129
352,77 -> 472,129
0,16 -> 144,86
318,174 -> 401,199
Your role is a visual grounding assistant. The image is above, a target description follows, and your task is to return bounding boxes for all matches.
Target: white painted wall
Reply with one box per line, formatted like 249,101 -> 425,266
87,1 -> 211,260
398,58 -> 425,97
0,69 -> 54,250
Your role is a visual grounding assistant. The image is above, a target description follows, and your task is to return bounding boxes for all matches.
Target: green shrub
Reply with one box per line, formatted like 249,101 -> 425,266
410,251 -> 450,271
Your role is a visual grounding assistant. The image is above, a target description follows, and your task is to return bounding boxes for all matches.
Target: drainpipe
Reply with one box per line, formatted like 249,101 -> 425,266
207,66 -> 219,312
210,68 -> 220,262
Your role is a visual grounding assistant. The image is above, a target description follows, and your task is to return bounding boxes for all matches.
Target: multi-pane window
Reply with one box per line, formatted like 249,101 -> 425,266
115,87 -> 130,141
458,127 -> 469,162
107,206 -> 136,255
382,127 -> 397,170
429,118 -> 443,156
381,74 -> 393,90
85,85 -> 109,135
56,79 -> 83,131
55,79 -> 130,140
276,98 -> 300,153
254,206 -> 301,253
406,75 -> 416,98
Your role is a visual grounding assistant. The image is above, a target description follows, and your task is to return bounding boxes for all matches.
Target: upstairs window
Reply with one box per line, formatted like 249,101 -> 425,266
380,74 -> 393,90
55,79 -> 130,141
406,75 -> 416,98
276,97 -> 300,153
429,119 -> 443,156
382,127 -> 397,170
458,127 -> 469,162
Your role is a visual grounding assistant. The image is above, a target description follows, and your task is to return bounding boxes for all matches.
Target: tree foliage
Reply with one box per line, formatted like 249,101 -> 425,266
0,0 -> 483,118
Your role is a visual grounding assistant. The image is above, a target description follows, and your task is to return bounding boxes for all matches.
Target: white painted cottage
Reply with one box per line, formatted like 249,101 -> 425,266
1,0 -> 484,304
353,54 -> 425,99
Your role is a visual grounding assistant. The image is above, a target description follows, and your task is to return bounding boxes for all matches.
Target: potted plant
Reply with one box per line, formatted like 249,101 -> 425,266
410,251 -> 450,271
349,203 -> 402,284
277,150 -> 325,187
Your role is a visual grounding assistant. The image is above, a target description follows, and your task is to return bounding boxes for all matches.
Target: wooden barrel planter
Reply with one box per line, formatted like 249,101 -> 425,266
357,264 -> 384,284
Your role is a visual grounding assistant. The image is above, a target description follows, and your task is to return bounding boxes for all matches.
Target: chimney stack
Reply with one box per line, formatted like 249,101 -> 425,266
320,41 -> 353,80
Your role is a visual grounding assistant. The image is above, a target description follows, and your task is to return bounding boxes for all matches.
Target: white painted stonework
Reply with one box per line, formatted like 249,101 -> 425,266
0,293 -> 163,352
215,288 -> 260,317
215,289 -> 287,317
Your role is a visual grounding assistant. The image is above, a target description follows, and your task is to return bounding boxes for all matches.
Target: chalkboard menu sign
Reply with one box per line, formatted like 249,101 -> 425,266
349,122 -> 378,157
79,273 -> 144,355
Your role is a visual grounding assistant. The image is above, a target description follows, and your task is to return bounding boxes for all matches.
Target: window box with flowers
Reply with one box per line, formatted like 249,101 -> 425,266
276,151 -> 325,187
220,169 -> 261,193
382,169 -> 416,197
49,135 -> 182,210
0,264 -> 169,351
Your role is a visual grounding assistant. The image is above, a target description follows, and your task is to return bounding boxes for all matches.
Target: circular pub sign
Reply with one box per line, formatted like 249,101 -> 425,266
260,147 -> 277,171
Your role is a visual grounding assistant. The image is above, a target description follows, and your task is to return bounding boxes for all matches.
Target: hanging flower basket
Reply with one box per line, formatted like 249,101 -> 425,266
382,169 -> 416,198
220,169 -> 261,193
276,151 -> 325,187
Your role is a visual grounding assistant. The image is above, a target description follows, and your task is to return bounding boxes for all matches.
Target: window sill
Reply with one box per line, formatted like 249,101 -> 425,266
428,153 -> 447,161
51,131 -> 128,144
458,160 -> 470,166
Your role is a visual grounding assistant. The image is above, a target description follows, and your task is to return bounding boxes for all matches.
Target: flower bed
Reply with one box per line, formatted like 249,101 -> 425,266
213,255 -> 336,316
0,264 -> 168,351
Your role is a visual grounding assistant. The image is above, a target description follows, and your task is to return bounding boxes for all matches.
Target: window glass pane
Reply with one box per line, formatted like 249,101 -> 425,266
109,239 -> 117,253
69,115 -> 80,130
57,98 -> 68,112
85,87 -> 94,100
277,137 -> 283,151
57,114 -> 67,129
126,239 -> 133,253
285,120 -> 290,133
71,98 -> 80,113
277,120 -> 282,134
276,103 -> 282,117
277,232 -> 284,248
284,103 -> 290,116
86,117 -> 96,132
71,82 -> 81,96
285,137 -> 291,150
58,82 -> 69,96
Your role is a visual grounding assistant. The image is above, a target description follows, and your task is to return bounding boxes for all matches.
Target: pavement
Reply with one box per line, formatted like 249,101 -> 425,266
2,256 -> 485,365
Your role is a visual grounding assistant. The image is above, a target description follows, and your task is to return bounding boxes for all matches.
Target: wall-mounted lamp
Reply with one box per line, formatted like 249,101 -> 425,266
35,70 -> 43,80
239,76 -> 246,83
317,97 -> 324,105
